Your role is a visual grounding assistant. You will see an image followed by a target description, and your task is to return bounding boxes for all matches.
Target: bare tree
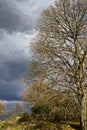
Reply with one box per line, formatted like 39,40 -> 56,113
30,0 -> 87,129
0,100 -> 5,115
8,102 -> 25,118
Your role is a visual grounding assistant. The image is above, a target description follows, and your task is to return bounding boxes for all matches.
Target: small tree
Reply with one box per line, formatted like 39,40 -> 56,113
8,102 -> 25,118
0,100 -> 5,115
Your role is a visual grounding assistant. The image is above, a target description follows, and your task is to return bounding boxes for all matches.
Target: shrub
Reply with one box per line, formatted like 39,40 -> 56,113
18,112 -> 31,123
31,91 -> 80,122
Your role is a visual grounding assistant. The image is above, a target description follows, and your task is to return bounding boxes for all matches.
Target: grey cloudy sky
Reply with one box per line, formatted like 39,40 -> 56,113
0,0 -> 52,102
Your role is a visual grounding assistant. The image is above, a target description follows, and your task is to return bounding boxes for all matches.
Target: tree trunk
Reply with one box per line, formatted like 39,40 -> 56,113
81,88 -> 87,130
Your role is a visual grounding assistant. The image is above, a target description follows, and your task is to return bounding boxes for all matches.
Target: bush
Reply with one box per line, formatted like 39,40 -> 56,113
0,122 -> 9,129
48,112 -> 61,122
18,112 -> 31,123
33,121 -> 61,130
31,91 -> 80,122
31,102 -> 50,121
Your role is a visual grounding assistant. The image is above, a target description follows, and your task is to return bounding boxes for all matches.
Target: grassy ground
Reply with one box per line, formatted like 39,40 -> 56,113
0,115 -> 80,130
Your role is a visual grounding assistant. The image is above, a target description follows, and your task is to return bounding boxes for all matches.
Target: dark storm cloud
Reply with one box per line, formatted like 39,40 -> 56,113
0,0 -> 33,33
0,0 -> 52,101
0,0 -> 52,33
0,59 -> 28,101
0,80 -> 22,101
0,31 -> 30,101
0,60 -> 27,81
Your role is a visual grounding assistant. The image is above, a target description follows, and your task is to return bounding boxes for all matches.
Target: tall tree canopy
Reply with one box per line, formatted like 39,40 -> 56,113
30,0 -> 87,129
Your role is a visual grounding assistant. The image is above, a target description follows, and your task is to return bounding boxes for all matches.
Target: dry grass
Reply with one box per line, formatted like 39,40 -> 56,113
0,115 -> 80,130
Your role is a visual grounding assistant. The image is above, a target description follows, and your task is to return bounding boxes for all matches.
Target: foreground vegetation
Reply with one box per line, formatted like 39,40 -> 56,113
0,86 -> 81,130
0,112 -> 80,130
